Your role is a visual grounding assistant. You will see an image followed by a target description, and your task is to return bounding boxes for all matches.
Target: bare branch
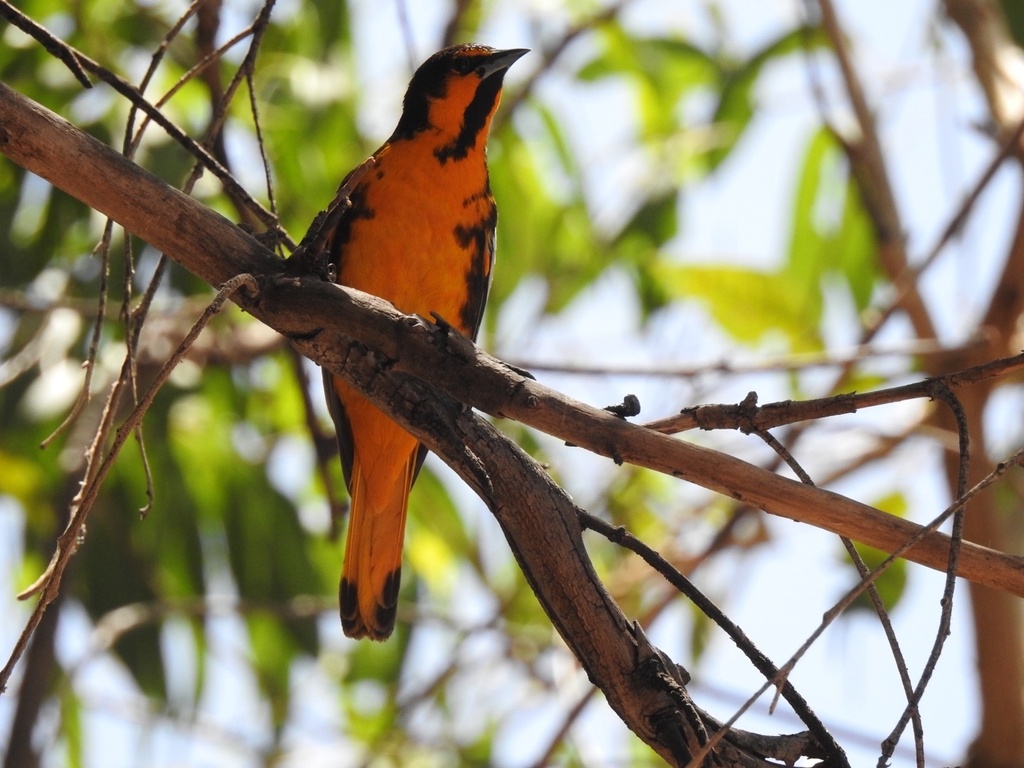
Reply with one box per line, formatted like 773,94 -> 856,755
752,427 -> 924,766
1,80 -> 1022,599
0,0 -> 288,243
1,275 -> 256,693
644,353 -> 1024,435
945,0 -> 1024,143
507,338 -> 962,379
580,510 -> 843,764
5,75 -> 1024,765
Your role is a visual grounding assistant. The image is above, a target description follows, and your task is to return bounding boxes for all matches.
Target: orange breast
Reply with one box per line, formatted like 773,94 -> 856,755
337,139 -> 494,336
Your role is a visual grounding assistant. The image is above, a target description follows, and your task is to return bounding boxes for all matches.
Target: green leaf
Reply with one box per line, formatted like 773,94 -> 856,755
0,449 -> 45,502
490,125 -> 609,313
614,190 -> 681,317
344,677 -> 399,748
708,25 -> 827,170
59,684 -> 84,768
690,603 -> 714,663
577,24 -> 718,98
787,126 -> 837,288
653,263 -> 824,351
76,468 -> 168,700
532,100 -> 582,196
832,177 -> 879,312
1000,0 -> 1024,49
842,492 -> 909,614
619,189 -> 679,249
408,468 -> 471,595
248,611 -> 300,729
578,24 -> 720,146
786,126 -> 879,315
601,465 -> 671,539
461,723 -> 497,764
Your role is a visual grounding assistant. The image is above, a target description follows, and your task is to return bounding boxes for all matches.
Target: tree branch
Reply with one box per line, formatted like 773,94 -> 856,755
643,353 -> 1024,435
3,76 -> 1024,764
1,78 -> 1022,597
814,0 -> 936,341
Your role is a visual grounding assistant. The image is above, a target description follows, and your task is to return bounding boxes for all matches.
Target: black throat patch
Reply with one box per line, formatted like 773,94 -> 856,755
434,73 -> 504,164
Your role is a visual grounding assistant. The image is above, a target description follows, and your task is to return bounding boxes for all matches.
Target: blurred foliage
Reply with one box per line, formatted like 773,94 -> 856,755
1001,0 -> 1024,48
843,492 -> 910,615
0,0 -> 918,765
652,124 -> 879,352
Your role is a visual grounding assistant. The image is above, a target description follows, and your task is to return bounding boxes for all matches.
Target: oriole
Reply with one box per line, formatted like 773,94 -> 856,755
320,45 -> 527,640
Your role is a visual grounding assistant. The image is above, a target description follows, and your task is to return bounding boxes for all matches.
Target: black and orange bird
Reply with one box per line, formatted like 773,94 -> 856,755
320,45 -> 528,640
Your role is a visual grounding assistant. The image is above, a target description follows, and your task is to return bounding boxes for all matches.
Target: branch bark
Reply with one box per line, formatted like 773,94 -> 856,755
2,78 -> 1024,762
1,78 -> 1023,598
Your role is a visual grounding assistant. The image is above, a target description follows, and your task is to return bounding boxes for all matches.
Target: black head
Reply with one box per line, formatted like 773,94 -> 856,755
391,44 -> 529,150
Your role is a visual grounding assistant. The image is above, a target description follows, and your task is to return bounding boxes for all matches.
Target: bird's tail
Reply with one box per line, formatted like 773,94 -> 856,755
339,452 -> 416,640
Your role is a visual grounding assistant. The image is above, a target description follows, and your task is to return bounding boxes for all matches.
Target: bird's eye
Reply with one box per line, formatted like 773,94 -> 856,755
451,57 -> 474,75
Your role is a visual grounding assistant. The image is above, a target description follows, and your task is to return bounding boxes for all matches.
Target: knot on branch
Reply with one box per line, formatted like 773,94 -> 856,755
682,391 -> 761,433
604,393 -> 641,419
633,620 -> 692,693
631,622 -> 703,764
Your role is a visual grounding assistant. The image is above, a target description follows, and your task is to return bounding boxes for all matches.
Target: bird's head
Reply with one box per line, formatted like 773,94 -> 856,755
393,44 -> 528,158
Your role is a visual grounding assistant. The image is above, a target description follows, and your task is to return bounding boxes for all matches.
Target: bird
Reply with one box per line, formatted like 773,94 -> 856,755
319,44 -> 528,640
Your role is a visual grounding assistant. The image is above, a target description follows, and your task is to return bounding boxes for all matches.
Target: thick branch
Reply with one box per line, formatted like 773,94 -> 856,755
1,79 -> 1023,599
265,279 -> 1024,598
940,6 -> 1024,766
329,341 -> 834,765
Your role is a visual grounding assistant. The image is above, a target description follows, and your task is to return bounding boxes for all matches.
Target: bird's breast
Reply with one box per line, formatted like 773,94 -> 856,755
336,140 -> 495,335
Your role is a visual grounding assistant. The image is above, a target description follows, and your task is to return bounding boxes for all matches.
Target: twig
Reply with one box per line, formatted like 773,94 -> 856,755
687,444 -> 1024,767
645,351 -> 1024,434
0,2 -> 91,87
751,427 -> 925,766
814,0 -> 937,342
124,0 -> 205,160
111,4 -> 211,512
0,0 -> 287,242
128,24 -> 257,156
579,510 -> 848,766
247,69 -> 278,225
124,252 -> 172,517
878,384 -> 969,765
4,80 -> 1021,594
899,109 -> 1024,290
506,338 -> 962,379
81,594 -> 332,663
0,275 -> 257,695
179,0 -> 279,229
39,223 -> 115,448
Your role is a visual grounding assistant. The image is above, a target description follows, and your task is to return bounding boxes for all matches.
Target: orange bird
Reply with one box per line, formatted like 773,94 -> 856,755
321,45 -> 527,640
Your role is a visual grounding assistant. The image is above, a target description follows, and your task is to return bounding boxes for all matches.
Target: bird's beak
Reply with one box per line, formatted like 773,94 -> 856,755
478,48 -> 529,79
